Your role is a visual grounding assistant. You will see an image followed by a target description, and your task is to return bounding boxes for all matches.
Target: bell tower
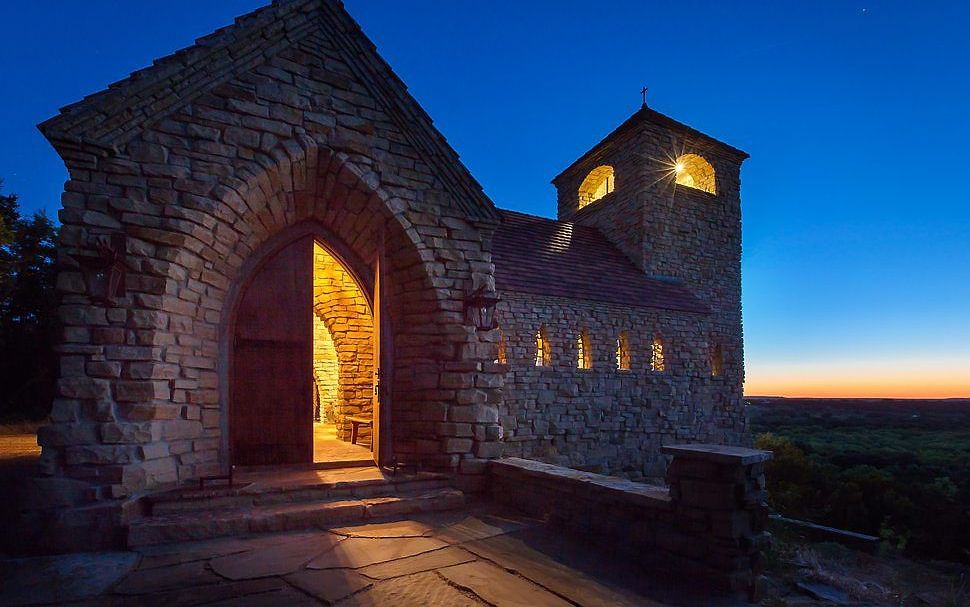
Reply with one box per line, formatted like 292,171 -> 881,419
552,104 -> 748,310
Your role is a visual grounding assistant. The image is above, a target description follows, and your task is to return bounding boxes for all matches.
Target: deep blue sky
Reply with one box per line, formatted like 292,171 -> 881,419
1,1 -> 968,396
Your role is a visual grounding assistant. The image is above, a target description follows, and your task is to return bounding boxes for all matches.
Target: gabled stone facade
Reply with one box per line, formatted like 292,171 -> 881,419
29,0 -> 750,550
33,0 -> 504,549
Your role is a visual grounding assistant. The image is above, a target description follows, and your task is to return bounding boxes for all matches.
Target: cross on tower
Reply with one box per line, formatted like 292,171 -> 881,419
640,86 -> 649,107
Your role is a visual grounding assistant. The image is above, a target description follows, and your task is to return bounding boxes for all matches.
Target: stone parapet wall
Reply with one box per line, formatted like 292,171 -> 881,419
495,292 -> 747,482
489,443 -> 772,599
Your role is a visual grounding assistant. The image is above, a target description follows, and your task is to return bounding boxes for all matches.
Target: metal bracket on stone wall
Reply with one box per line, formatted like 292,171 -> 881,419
70,232 -> 127,306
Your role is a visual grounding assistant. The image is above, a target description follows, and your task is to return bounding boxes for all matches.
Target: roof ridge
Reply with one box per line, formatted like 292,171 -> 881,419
499,208 -> 557,221
316,1 -> 498,221
39,0 -> 318,150
38,0 -> 500,222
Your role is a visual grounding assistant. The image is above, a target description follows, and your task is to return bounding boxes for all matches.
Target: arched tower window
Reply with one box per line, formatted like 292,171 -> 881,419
577,329 -> 592,370
674,154 -> 716,194
710,342 -> 723,377
535,327 -> 550,367
616,332 -> 631,370
651,335 -> 666,372
578,165 -> 615,208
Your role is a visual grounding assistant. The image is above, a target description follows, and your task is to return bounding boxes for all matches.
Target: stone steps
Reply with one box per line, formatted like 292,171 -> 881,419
127,474 -> 465,547
149,476 -> 452,515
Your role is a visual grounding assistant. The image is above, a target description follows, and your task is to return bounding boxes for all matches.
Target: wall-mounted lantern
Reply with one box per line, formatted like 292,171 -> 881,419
71,232 -> 127,305
464,286 -> 501,331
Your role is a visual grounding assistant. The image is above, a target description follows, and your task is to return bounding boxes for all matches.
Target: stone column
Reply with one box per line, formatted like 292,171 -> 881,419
663,444 -> 772,600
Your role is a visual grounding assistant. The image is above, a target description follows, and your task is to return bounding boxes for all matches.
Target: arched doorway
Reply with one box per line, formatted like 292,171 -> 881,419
228,226 -> 388,468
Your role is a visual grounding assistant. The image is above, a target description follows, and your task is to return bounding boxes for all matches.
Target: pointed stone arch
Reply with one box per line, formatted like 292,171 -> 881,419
156,137 -> 449,473
42,131 -> 503,499
35,0 -> 504,550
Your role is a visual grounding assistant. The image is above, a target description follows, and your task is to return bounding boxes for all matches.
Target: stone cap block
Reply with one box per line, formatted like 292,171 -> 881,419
662,444 -> 773,466
490,458 -> 672,509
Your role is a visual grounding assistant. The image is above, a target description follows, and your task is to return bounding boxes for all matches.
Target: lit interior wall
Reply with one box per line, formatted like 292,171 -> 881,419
312,314 -> 339,423
674,154 -> 716,194
312,242 -> 374,443
577,165 -> 615,208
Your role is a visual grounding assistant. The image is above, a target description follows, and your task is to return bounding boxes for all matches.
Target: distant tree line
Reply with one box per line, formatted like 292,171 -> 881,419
0,180 -> 58,422
752,400 -> 970,564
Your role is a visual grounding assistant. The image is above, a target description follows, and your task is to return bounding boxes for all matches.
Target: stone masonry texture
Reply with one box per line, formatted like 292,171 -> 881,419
29,0 -> 749,551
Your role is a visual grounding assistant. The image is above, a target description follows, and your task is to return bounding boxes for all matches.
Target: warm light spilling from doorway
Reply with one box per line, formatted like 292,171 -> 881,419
312,241 -> 374,452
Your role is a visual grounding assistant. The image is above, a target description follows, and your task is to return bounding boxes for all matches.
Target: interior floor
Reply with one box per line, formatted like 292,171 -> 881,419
313,422 -> 372,464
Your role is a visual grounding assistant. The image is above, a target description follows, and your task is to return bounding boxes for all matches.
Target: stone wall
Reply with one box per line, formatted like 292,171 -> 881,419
35,0 -> 505,548
495,292 -> 747,482
489,444 -> 773,600
539,109 -> 748,479
312,242 -> 373,443
553,111 -> 745,343
312,313 -> 338,422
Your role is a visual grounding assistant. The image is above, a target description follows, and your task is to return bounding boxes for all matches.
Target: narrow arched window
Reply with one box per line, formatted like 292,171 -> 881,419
710,343 -> 723,377
535,327 -> 550,367
578,165 -> 615,208
496,329 -> 507,365
674,154 -> 716,194
651,335 -> 665,372
577,329 -> 591,370
616,332 -> 631,370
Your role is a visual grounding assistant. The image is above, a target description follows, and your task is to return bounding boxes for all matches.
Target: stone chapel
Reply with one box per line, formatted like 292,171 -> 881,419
32,0 -> 749,548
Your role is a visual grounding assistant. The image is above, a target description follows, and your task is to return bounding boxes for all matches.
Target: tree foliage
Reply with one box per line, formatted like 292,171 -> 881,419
753,399 -> 970,564
0,181 -> 59,421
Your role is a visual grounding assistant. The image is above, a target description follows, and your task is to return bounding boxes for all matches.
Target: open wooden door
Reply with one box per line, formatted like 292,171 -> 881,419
231,237 -> 313,466
372,236 -> 392,468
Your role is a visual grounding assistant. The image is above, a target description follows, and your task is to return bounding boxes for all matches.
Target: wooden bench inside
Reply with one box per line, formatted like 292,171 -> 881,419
346,415 -> 372,445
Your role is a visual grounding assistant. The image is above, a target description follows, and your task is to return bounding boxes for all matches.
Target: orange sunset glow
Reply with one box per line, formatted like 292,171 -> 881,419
745,358 -> 970,399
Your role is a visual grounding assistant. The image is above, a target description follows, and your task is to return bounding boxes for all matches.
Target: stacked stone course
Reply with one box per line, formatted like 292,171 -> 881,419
492,105 -> 750,482
30,0 -> 752,557
33,0 -> 505,550
496,293 -> 746,482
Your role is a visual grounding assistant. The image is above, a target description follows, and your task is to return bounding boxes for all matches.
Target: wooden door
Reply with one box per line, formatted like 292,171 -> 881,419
231,237 -> 313,466
372,240 -> 392,467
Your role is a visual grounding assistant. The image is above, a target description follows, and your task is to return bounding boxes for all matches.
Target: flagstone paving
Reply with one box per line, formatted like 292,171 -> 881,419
307,536 -> 449,570
0,504 -> 743,606
285,569 -> 373,603
210,531 -> 344,579
357,545 -> 476,579
0,551 -> 137,606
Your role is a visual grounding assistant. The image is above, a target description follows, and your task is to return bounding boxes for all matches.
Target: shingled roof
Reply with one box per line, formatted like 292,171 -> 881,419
492,210 -> 708,314
38,0 -> 500,222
